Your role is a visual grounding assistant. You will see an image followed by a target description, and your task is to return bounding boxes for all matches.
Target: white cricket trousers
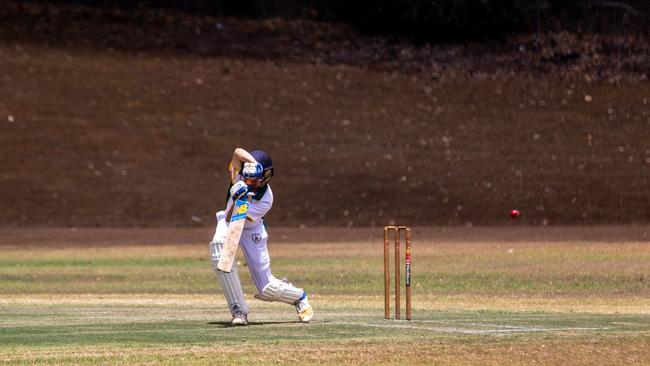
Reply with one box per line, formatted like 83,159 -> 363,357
212,211 -> 278,293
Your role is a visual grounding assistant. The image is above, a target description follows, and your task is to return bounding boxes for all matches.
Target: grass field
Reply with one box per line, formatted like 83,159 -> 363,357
1,227 -> 649,365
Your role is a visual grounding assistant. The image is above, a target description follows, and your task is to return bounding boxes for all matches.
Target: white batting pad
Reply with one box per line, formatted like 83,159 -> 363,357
254,278 -> 304,305
210,241 -> 248,316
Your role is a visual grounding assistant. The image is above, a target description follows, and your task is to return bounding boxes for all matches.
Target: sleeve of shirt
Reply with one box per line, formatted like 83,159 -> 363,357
246,196 -> 272,223
245,186 -> 273,223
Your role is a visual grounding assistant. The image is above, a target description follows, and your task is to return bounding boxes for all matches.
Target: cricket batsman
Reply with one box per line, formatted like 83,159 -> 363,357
209,147 -> 314,326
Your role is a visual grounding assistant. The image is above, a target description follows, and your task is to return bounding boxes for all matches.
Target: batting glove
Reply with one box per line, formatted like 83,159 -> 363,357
230,181 -> 249,201
242,162 -> 263,179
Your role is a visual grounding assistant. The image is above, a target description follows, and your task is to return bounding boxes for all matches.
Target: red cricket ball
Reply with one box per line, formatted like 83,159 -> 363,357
509,209 -> 520,219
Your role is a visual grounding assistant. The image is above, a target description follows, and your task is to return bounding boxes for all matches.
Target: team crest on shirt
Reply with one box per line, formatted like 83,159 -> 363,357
252,233 -> 261,243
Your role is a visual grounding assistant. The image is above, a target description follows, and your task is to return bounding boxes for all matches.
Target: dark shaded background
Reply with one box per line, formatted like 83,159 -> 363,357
15,0 -> 650,39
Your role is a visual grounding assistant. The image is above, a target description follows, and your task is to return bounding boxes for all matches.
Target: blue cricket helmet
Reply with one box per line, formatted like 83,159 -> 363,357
250,150 -> 274,185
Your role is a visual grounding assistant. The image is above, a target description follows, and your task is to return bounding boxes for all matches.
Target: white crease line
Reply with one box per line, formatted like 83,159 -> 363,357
456,322 -> 600,331
328,321 -> 611,334
1,328 -> 217,337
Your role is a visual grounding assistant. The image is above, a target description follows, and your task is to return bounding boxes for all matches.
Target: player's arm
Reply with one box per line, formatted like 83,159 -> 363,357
230,148 -> 264,183
229,148 -> 257,181
233,148 -> 257,166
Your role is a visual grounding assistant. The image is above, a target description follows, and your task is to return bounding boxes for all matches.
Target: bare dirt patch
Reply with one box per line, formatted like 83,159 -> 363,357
1,226 -> 649,248
1,3 -> 649,227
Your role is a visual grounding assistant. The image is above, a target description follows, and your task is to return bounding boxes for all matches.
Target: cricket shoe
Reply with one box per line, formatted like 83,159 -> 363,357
230,311 -> 248,326
295,293 -> 313,323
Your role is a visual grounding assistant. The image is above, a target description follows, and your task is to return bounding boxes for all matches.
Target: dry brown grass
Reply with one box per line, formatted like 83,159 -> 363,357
2,335 -> 649,365
1,226 -> 647,297
2,293 -> 649,315
0,227 -> 648,365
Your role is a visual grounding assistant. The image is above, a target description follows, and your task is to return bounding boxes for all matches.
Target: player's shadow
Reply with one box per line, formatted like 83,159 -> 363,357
208,320 -> 299,327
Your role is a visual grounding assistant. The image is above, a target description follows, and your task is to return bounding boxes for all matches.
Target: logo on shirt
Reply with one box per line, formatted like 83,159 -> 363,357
252,233 -> 261,244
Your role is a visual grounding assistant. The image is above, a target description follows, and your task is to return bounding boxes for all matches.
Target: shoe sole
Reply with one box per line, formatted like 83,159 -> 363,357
231,318 -> 248,326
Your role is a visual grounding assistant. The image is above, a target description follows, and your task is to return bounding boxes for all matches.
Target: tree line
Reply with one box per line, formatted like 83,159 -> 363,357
34,0 -> 650,40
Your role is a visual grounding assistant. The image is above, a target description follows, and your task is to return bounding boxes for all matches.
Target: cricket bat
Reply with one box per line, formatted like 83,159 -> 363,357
216,195 -> 251,272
